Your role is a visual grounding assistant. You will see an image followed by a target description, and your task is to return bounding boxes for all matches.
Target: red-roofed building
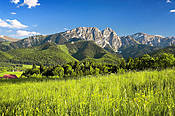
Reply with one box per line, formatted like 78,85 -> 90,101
2,74 -> 18,79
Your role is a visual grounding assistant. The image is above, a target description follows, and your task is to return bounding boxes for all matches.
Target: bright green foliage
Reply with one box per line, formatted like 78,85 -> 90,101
6,43 -> 77,65
156,53 -> 175,68
126,57 -> 135,70
52,66 -> 64,78
64,64 -> 74,76
126,53 -> 175,70
0,41 -> 121,66
22,61 -> 120,78
0,69 -> 175,115
22,52 -> 175,78
32,64 -> 37,69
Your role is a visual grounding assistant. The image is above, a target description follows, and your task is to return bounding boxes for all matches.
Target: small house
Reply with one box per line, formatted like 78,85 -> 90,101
2,74 -> 18,79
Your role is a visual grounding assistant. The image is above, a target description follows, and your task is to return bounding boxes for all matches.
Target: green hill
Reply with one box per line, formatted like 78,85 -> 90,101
0,51 -> 13,61
6,42 -> 77,65
66,41 -> 108,60
150,46 -> 175,56
119,44 -> 160,59
66,41 -> 121,64
0,42 -> 13,51
0,41 -> 121,65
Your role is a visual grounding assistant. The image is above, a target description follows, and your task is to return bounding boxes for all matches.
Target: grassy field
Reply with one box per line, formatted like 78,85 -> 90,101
0,69 -> 175,115
0,65 -> 36,77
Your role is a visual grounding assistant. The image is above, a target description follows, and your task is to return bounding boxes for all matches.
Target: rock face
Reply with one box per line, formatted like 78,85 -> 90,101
11,35 -> 48,48
121,33 -> 175,47
63,27 -> 122,51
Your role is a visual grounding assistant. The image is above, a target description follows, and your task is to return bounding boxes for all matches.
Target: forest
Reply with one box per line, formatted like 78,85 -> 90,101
22,53 -> 175,78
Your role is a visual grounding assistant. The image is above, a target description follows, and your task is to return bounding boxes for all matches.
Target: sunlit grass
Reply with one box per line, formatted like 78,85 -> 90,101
0,69 -> 175,115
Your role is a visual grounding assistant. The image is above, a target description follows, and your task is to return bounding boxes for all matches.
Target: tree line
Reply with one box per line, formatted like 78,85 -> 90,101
22,53 -> 175,78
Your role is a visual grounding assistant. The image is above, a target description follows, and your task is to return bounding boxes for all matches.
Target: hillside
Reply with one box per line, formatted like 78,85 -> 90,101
0,42 -> 77,65
0,42 -> 14,51
0,41 -> 121,65
66,41 -> 121,64
6,42 -> 77,65
150,46 -> 175,56
66,41 -> 113,60
119,44 -> 160,59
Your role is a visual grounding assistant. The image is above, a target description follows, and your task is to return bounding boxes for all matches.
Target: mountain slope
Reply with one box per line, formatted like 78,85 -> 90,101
66,41 -> 107,60
5,42 -> 77,65
119,33 -> 175,58
0,41 -> 121,65
150,46 -> 175,56
65,41 -> 121,63
120,33 -> 175,47
119,44 -> 160,59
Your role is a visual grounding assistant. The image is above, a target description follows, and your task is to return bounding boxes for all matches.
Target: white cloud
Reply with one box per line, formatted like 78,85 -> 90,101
6,19 -> 28,29
0,19 -> 28,29
11,0 -> 20,4
20,0 -> 40,8
0,19 -> 11,28
170,9 -> 175,12
16,30 -> 40,37
167,0 -> 171,3
11,12 -> 17,15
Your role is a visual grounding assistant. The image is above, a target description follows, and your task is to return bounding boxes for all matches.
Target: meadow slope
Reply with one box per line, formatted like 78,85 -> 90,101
0,69 -> 175,115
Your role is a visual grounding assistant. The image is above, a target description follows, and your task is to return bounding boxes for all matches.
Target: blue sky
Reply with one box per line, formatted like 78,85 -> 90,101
0,0 -> 175,38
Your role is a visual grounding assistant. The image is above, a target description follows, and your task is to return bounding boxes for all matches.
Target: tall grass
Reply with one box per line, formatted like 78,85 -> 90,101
0,69 -> 175,115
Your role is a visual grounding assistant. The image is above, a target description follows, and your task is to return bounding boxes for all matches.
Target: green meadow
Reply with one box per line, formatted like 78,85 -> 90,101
0,69 -> 175,115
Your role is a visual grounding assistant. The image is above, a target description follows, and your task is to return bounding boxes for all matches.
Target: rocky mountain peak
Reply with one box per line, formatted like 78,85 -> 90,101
102,28 -> 116,36
103,27 -> 114,32
121,32 -> 174,47
63,27 -> 121,51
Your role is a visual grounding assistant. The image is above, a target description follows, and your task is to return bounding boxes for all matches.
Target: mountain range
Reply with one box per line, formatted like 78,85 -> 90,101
0,27 -> 175,65
7,27 -> 175,51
